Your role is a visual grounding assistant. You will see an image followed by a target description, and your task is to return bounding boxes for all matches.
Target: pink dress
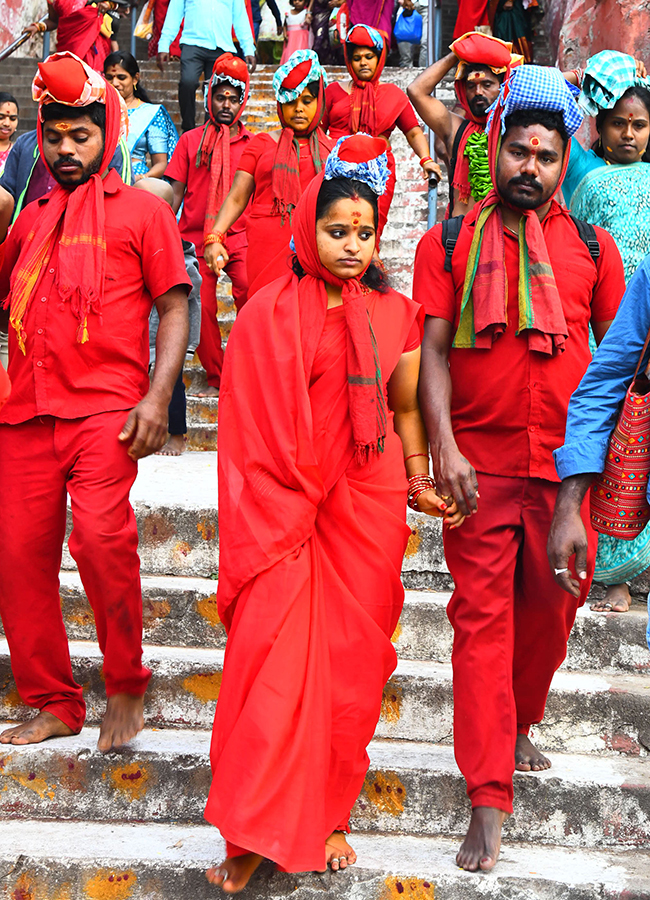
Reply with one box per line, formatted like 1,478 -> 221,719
280,9 -> 314,64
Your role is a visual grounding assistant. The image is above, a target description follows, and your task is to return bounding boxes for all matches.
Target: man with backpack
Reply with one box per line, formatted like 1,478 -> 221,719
408,31 -> 522,217
414,66 -> 625,873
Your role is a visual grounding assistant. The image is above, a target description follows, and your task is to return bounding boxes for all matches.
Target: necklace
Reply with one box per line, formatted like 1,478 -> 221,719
503,223 -> 520,236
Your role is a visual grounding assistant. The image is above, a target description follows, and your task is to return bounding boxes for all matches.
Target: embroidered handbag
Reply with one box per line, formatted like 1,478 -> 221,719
590,330 -> 650,539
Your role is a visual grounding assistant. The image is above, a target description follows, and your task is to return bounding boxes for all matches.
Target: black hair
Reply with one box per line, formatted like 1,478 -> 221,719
592,85 -> 650,162
0,92 -> 18,113
41,101 -> 106,131
503,107 -> 569,149
305,79 -> 320,99
291,176 -> 390,293
347,42 -> 380,60
103,50 -> 153,103
465,63 -> 505,84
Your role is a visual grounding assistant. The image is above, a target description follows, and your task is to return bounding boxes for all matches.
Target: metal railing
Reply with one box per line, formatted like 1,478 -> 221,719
0,15 -> 50,62
426,0 -> 443,228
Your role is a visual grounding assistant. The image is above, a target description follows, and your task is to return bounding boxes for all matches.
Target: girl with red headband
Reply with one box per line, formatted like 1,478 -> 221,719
204,133 -> 461,892
204,50 -> 333,297
323,25 -> 441,238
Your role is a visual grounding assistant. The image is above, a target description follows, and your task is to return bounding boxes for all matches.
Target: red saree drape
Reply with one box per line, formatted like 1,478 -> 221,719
53,0 -> 111,72
206,177 -> 423,872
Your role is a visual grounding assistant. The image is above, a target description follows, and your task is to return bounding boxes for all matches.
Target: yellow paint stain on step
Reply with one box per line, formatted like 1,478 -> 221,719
2,686 -> 24,708
196,593 -> 221,627
183,672 -> 222,701
142,598 -> 171,627
109,762 -> 150,801
363,771 -> 406,816
172,540 -> 193,562
381,680 -> 402,723
404,526 -> 421,559
142,513 -> 176,546
2,752 -> 56,798
84,870 -> 137,900
383,876 -> 434,899
391,621 -> 402,644
197,519 -> 217,542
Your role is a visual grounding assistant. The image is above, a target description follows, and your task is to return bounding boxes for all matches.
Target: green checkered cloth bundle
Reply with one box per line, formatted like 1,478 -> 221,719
580,50 -> 650,116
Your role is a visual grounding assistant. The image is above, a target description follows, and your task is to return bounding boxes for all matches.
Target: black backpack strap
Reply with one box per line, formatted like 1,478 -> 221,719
569,214 -> 600,261
442,215 -> 465,272
446,118 -> 471,218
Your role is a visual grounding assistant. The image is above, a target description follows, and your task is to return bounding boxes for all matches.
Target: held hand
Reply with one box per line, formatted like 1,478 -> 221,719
305,11 -> 312,23
277,23 -> 283,34
204,241 -> 229,275
23,23 -> 42,35
157,52 -> 169,72
415,490 -> 466,529
547,506 -> 589,598
422,159 -> 442,183
635,58 -> 648,79
246,55 -> 257,73
118,396 -> 169,460
434,443 -> 479,518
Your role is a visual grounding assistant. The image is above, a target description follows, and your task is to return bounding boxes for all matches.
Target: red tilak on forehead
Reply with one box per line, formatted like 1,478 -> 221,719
466,70 -> 487,83
351,209 -> 362,224
350,192 -> 360,201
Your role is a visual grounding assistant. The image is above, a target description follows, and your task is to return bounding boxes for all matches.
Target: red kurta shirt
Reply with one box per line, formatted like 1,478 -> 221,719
0,170 -> 191,425
165,122 -> 253,256
323,81 -> 418,141
413,202 -> 625,482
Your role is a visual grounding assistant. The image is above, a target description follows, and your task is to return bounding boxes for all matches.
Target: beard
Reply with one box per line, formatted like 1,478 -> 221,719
51,143 -> 104,187
467,95 -> 490,118
214,110 -> 235,125
498,174 -> 558,210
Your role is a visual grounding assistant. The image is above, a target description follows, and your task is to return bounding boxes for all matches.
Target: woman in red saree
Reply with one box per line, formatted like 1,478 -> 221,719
204,134 -> 461,893
323,25 -> 441,239
26,1 -> 115,72
203,50 -> 333,298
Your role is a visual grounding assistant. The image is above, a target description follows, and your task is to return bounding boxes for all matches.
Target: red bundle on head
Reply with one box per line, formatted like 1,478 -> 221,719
282,59 -> 313,91
338,133 -> 387,163
451,31 -> 513,72
37,55 -> 89,104
344,25 -> 387,134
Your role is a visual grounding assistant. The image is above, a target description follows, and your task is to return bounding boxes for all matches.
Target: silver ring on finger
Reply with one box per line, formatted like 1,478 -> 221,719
554,567 -> 568,575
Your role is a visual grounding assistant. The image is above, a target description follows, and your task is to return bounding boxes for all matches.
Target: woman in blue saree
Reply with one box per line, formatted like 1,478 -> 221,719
564,51 -> 650,612
104,50 -> 178,180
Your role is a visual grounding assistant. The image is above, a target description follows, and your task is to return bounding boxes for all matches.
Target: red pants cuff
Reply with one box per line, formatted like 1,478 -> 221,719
517,723 -> 531,735
105,666 -> 151,698
469,788 -> 513,815
42,699 -> 86,733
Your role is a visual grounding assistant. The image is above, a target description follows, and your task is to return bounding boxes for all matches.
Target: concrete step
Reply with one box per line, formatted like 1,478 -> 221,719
2,642 -> 650,755
34,572 -> 650,675
1,820 -> 649,899
2,728 -> 649,850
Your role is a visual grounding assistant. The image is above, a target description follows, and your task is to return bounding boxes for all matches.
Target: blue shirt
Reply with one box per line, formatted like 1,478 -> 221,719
159,0 -> 255,57
563,138 -> 605,209
555,257 -> 650,488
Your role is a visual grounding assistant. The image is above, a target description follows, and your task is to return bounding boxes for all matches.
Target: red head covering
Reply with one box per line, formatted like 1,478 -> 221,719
448,32 -> 523,205
198,52 -> 250,242
6,52 -> 126,354
344,24 -> 387,134
272,54 -> 330,222
454,73 -> 571,357
292,149 -> 387,461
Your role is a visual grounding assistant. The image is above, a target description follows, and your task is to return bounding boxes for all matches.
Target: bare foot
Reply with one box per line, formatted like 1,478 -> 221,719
97,693 -> 144,752
325,831 -> 357,872
206,854 -> 263,893
456,807 -> 507,871
195,385 -> 219,398
0,711 -> 77,745
515,733 -> 551,772
591,583 -> 631,613
156,434 -> 185,456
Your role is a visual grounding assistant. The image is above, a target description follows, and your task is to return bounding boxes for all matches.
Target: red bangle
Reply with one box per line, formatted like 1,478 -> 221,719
204,231 -> 226,247
404,452 -> 429,462
419,156 -> 433,168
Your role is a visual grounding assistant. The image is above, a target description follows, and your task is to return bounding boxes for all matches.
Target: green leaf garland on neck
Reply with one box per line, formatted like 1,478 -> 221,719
464,131 -> 492,201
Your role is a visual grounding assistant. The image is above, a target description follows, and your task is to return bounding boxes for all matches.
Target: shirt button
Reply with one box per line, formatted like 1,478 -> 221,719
37,328 -> 43,335
36,361 -> 43,367
40,297 -> 46,303
529,425 -> 536,432
49,268 -> 55,274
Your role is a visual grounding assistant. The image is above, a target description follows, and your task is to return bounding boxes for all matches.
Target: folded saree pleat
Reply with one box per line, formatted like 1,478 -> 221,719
208,228 -> 421,871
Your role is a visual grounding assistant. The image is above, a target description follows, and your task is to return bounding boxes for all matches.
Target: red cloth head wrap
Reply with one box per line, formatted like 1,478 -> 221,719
6,52 -> 126,353
344,24 -> 387,134
292,135 -> 388,460
198,52 -> 251,245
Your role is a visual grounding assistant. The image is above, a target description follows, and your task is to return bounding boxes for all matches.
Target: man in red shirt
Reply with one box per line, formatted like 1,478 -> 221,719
0,54 -> 190,751
166,52 -> 252,397
414,66 -> 625,872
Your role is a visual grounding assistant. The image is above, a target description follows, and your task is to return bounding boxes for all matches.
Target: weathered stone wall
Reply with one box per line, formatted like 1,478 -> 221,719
0,0 -> 46,59
545,0 -> 650,69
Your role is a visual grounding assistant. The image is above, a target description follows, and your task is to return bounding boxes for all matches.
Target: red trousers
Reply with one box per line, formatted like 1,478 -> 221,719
443,473 -> 596,813
0,412 -> 151,732
197,246 -> 249,389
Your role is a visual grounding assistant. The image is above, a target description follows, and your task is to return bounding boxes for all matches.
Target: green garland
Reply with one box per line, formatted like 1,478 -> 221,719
464,131 -> 492,201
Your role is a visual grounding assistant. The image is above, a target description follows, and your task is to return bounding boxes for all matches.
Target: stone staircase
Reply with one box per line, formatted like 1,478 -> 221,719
1,58 -> 650,900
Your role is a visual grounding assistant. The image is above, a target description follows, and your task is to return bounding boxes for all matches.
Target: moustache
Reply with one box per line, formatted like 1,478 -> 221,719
508,175 -> 543,191
53,157 -> 82,170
